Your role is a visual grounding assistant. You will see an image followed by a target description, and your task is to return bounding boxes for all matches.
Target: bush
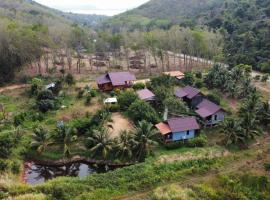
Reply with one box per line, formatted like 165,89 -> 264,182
127,100 -> 159,124
118,90 -> 139,110
261,74 -> 269,82
77,89 -> 84,99
65,73 -> 75,86
0,160 -> 8,171
254,75 -> 261,81
13,113 -> 27,127
195,71 -> 203,79
10,160 -> 21,174
183,72 -> 194,85
187,135 -> 208,147
85,95 -> 92,106
264,163 -> 270,171
132,83 -> 145,90
207,92 -> 221,105
37,99 -> 55,113
37,90 -> 54,101
106,104 -> 120,112
90,89 -> 97,97
0,133 -> 14,158
194,80 -> 204,88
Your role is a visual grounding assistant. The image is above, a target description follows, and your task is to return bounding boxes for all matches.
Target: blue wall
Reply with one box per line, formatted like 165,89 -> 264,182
172,130 -> 195,141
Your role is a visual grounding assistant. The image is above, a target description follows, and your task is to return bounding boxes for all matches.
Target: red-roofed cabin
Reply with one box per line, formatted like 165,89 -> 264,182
96,72 -> 136,91
155,117 -> 200,143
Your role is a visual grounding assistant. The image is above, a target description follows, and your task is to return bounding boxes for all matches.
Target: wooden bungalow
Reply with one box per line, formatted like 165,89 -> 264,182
155,117 -> 200,143
137,89 -> 156,102
163,71 -> 184,80
175,86 -> 204,107
195,99 -> 226,126
96,72 -> 136,92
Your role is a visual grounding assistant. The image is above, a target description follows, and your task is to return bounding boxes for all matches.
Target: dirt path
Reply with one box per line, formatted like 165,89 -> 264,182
0,84 -> 28,93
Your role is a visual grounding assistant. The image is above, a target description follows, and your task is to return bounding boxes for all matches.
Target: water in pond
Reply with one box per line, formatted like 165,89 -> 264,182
23,162 -> 114,185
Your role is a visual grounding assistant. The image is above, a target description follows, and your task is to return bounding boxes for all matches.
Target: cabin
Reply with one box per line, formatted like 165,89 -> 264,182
137,89 -> 156,102
175,86 -> 204,107
155,117 -> 200,143
96,72 -> 136,91
195,99 -> 226,126
163,71 -> 184,80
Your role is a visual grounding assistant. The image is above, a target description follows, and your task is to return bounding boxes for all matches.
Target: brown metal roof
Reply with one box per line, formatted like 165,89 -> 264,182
155,122 -> 172,135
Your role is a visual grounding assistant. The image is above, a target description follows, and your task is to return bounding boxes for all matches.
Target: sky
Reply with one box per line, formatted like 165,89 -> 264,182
34,0 -> 149,16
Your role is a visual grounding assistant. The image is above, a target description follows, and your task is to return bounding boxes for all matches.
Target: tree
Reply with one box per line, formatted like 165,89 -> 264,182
133,120 -> 158,161
54,125 -> 77,158
31,127 -> 53,155
87,128 -> 114,159
115,131 -> 135,160
257,101 -> 270,127
0,132 -> 14,158
219,118 -> 244,146
183,72 -> 194,85
118,90 -> 139,110
164,97 -> 189,115
65,73 -> 75,86
127,100 -> 159,124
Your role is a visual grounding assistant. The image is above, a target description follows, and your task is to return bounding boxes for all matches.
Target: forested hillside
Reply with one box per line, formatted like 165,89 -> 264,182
105,0 -> 270,72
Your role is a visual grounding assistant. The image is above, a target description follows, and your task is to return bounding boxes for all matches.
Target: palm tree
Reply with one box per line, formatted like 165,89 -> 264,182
257,101 -> 270,127
115,130 -> 135,161
219,118 -> 244,146
133,120 -> 158,161
87,128 -> 114,159
241,112 -> 262,140
54,125 -> 77,158
31,127 -> 53,155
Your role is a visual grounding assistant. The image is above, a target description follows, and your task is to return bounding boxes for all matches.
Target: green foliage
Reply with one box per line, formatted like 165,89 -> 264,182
65,73 -> 75,86
183,72 -> 194,85
85,95 -> 92,106
127,100 -> 159,124
264,163 -> 270,171
77,89 -> 84,99
206,92 -> 221,105
118,90 -> 139,110
0,132 -> 14,158
194,80 -> 204,88
164,135 -> 208,150
164,96 -> 189,115
132,83 -> 145,90
261,74 -> 269,82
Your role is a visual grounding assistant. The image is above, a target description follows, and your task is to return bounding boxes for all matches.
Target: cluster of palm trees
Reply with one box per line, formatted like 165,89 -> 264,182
220,92 -> 270,147
31,120 -> 159,162
86,120 -> 158,162
205,64 -> 255,99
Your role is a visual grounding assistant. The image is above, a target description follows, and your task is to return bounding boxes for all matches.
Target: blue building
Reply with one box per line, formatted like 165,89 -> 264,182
155,117 -> 200,143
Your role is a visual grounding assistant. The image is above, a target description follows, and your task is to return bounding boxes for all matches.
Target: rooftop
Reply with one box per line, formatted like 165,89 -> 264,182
167,117 -> 200,133
96,72 -> 136,86
175,86 -> 201,99
137,89 -> 155,101
155,122 -> 172,135
164,71 -> 184,79
196,99 -> 222,118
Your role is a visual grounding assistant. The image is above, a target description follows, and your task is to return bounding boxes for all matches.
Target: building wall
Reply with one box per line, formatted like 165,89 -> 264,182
172,129 -> 195,141
209,111 -> 225,125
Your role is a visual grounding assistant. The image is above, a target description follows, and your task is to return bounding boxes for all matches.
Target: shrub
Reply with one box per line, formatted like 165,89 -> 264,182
37,99 -> 55,113
90,89 -> 97,97
183,72 -> 194,85
85,95 -> 92,106
0,133 -> 14,158
13,113 -> 27,127
106,104 -> 120,112
118,90 -> 139,110
65,73 -> 75,86
127,100 -> 159,124
10,160 -> 21,174
37,90 -> 54,101
194,80 -> 204,88
195,71 -> 203,79
207,92 -> 221,105
254,75 -> 261,81
0,160 -> 8,171
264,163 -> 270,171
77,89 -> 84,99
261,74 -> 269,82
132,83 -> 145,90
187,135 -> 208,147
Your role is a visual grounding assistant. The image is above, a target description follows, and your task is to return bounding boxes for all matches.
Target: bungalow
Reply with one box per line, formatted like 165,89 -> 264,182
163,71 -> 184,80
96,72 -> 136,91
155,117 -> 200,143
196,99 -> 226,126
175,86 -> 204,107
137,89 -> 156,102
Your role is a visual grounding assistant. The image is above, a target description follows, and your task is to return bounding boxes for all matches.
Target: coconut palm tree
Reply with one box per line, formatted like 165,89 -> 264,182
87,128 -> 114,159
257,101 -> 270,127
219,118 -> 244,146
241,112 -> 262,140
115,130 -> 136,161
133,120 -> 158,161
54,125 -> 77,158
31,127 -> 53,155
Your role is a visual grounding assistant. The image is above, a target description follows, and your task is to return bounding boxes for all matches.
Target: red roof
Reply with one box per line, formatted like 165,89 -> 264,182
155,122 -> 172,135
196,99 -> 222,118
175,86 -> 201,99
137,89 -> 155,100
96,72 -> 136,86
167,117 -> 200,132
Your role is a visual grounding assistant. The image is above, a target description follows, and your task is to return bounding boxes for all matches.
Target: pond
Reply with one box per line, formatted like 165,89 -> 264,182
23,161 -> 115,185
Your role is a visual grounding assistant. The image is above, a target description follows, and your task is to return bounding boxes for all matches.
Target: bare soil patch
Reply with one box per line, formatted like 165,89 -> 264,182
107,113 -> 134,139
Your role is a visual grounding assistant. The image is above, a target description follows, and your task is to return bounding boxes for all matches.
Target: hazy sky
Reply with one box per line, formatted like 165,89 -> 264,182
34,0 -> 149,16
